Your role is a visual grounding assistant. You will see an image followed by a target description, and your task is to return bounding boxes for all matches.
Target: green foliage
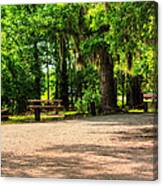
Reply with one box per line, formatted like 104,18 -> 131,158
75,64 -> 101,113
1,2 -> 157,115
75,87 -> 101,114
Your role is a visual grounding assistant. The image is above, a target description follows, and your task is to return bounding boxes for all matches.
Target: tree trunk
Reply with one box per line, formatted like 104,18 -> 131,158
127,75 -> 143,108
69,56 -> 74,106
55,73 -> 59,99
34,42 -> 41,100
54,58 -> 60,100
60,35 -> 69,110
33,42 -> 41,121
46,62 -> 50,100
126,51 -> 133,108
121,72 -> 125,108
100,47 -> 117,114
126,74 -> 132,108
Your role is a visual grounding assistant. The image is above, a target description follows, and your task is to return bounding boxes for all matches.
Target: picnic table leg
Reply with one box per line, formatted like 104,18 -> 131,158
144,102 -> 148,112
35,108 -> 40,121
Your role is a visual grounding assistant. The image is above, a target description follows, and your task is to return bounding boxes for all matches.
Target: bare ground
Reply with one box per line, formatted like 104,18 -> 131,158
1,113 -> 158,180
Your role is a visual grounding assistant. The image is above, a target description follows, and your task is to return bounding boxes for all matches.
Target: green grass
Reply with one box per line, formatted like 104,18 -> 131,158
64,111 -> 78,116
1,114 -> 35,125
1,105 -> 157,125
128,109 -> 144,113
128,109 -> 156,113
1,110 -> 79,125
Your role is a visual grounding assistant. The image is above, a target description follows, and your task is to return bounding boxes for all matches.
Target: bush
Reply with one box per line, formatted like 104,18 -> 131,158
75,87 -> 101,114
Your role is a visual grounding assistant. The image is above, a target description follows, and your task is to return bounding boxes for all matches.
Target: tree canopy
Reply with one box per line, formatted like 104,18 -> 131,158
1,2 -> 158,114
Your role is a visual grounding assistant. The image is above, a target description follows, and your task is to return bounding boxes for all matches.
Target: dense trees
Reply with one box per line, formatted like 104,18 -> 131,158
1,2 -> 158,114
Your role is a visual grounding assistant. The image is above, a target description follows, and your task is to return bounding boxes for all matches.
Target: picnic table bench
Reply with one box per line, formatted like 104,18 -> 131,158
1,108 -> 9,121
143,93 -> 157,112
28,99 -> 64,121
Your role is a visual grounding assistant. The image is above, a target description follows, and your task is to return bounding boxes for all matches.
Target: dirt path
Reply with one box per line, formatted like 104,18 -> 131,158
1,113 -> 157,180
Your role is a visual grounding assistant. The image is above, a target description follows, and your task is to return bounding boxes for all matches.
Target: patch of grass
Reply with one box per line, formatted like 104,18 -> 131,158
1,114 -> 62,125
64,111 -> 78,116
128,108 -> 156,113
1,115 -> 35,125
128,109 -> 144,113
1,111 -> 79,125
11,115 -> 34,120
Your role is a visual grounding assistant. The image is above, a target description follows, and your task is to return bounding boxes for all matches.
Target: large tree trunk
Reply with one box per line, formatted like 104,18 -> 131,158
127,75 -> 143,108
100,47 -> 117,114
60,35 -> 69,110
126,51 -> 143,109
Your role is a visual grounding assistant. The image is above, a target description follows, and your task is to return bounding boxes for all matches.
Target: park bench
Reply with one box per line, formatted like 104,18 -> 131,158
143,93 -> 157,112
28,99 -> 64,121
1,108 -> 10,121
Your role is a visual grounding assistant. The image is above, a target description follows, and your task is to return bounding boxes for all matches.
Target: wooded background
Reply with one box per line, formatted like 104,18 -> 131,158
1,2 -> 158,115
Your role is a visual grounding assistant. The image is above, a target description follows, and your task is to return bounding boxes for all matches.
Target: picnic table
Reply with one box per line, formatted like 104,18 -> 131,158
28,99 -> 64,121
143,93 -> 158,112
1,108 -> 9,121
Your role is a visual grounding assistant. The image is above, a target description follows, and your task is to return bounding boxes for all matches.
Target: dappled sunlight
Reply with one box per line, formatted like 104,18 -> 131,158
1,113 -> 157,180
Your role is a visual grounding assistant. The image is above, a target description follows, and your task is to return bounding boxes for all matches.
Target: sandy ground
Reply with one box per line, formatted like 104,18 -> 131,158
1,113 -> 158,180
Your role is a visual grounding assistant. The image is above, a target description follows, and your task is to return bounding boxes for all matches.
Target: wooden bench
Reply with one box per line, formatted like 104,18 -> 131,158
143,93 -> 157,112
28,100 -> 64,121
1,109 -> 9,121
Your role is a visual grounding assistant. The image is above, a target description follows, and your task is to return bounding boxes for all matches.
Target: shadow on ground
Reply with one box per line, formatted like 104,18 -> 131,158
1,142 -> 157,180
1,113 -> 158,180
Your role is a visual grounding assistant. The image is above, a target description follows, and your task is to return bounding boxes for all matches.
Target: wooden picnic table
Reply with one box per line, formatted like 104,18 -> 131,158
1,108 -> 9,121
143,93 -> 157,100
28,99 -> 64,121
143,93 -> 157,112
28,99 -> 63,103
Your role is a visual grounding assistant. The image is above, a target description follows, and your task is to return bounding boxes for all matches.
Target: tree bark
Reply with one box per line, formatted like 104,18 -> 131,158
127,75 -> 143,108
34,42 -> 41,100
55,71 -> 59,99
100,47 -> 117,114
126,51 -> 133,108
122,74 -> 125,108
33,42 -> 41,121
60,35 -> 69,110
46,62 -> 50,100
